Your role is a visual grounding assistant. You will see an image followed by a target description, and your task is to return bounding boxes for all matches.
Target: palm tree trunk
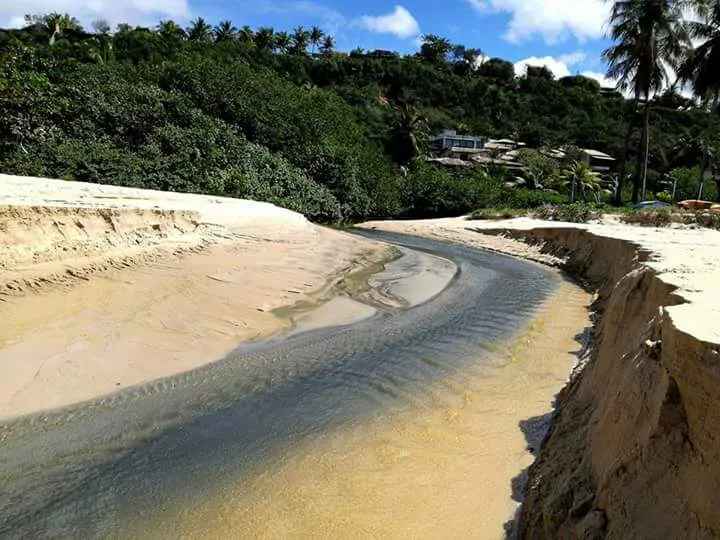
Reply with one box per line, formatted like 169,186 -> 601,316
631,100 -> 648,204
631,127 -> 644,204
614,96 -> 639,206
640,101 -> 651,201
697,153 -> 708,201
702,99 -> 719,202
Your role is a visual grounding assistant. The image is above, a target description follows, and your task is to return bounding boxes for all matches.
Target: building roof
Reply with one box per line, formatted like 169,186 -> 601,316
582,149 -> 616,161
545,148 -> 616,162
444,147 -> 486,154
471,154 -> 526,170
427,157 -> 473,167
431,130 -> 484,141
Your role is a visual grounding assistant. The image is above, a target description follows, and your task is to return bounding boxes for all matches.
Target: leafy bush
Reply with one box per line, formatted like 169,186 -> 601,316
471,174 -> 567,209
655,191 -> 673,204
499,188 -> 567,208
532,203 -> 599,223
681,211 -> 720,230
403,162 -> 483,218
467,208 -> 527,220
620,209 -> 672,227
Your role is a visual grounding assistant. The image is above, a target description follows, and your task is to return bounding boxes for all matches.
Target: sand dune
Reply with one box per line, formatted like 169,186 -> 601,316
0,175 -> 389,420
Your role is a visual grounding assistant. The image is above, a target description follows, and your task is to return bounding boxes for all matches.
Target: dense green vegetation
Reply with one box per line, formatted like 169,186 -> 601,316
1,8 -> 720,223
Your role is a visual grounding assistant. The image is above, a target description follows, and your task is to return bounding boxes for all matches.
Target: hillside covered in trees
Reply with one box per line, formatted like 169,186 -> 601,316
1,11 -> 719,222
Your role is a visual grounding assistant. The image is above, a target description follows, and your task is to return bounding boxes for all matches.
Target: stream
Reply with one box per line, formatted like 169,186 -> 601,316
0,231 -> 561,539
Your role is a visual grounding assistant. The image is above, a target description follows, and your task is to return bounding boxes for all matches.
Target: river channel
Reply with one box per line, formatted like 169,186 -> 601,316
0,231 -> 583,539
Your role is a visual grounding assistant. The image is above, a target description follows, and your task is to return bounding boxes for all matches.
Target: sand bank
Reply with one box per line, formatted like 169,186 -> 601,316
360,216 -> 720,538
0,175 -> 391,420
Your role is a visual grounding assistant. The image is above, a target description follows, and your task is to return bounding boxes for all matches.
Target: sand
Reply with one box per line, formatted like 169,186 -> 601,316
0,175 -> 390,420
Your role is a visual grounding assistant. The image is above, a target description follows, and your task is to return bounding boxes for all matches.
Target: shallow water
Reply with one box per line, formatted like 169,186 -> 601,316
0,231 -> 574,539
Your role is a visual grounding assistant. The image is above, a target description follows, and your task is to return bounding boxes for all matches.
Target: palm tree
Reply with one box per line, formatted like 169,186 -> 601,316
239,25 -> 255,46
678,1 -> 720,201
561,161 -> 602,203
387,104 -> 430,165
603,0 -> 689,204
186,17 -> 213,43
157,20 -> 186,40
309,25 -> 324,55
679,1 -> 720,102
274,31 -> 292,54
82,36 -> 114,64
214,20 -> 237,43
291,26 -> 310,55
254,27 -> 275,52
27,12 -> 83,45
320,35 -> 335,55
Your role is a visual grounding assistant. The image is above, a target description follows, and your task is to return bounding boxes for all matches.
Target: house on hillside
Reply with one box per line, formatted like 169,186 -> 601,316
582,149 -> 616,173
485,139 -> 526,152
544,148 -> 617,174
429,130 -> 486,160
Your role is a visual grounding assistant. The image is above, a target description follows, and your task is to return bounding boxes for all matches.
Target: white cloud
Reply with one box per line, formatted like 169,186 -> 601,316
514,54 -> 618,89
558,51 -> 586,66
0,0 -> 190,28
514,55 -> 574,78
467,0 -> 609,44
357,5 -> 420,39
581,70 -> 617,89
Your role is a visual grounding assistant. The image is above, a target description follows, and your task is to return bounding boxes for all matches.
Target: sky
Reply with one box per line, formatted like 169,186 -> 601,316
0,0 -> 617,87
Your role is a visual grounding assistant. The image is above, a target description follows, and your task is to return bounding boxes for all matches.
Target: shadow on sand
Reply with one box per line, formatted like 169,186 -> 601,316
504,325 -> 594,539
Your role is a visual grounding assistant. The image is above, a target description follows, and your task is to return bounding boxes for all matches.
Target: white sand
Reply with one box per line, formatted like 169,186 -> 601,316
0,175 -> 390,420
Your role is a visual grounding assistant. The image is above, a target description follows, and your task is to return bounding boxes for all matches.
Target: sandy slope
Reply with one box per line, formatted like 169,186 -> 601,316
0,175 -> 388,420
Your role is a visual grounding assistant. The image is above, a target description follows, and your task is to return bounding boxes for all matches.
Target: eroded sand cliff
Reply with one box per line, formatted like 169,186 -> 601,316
361,217 -> 720,539
500,227 -> 720,540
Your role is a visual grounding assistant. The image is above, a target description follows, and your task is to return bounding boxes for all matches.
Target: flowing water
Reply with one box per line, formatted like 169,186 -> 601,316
0,231 -> 587,539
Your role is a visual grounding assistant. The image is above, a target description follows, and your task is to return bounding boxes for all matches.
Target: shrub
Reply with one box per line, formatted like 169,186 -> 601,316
656,191 -> 673,204
620,209 -> 672,227
468,208 -> 527,220
682,211 -> 720,230
403,162 -> 482,218
471,175 -> 567,210
532,203 -> 599,223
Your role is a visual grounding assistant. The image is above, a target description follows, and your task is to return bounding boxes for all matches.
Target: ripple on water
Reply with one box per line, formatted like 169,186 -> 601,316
0,231 -> 578,539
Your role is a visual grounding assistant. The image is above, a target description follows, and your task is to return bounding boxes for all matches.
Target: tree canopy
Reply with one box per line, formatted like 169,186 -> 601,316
1,8 -> 720,224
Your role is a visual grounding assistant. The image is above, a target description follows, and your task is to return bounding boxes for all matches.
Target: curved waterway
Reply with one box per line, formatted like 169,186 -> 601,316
0,231 -> 585,539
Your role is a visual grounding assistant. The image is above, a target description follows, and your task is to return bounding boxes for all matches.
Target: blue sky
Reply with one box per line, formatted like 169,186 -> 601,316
1,0 -> 616,85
